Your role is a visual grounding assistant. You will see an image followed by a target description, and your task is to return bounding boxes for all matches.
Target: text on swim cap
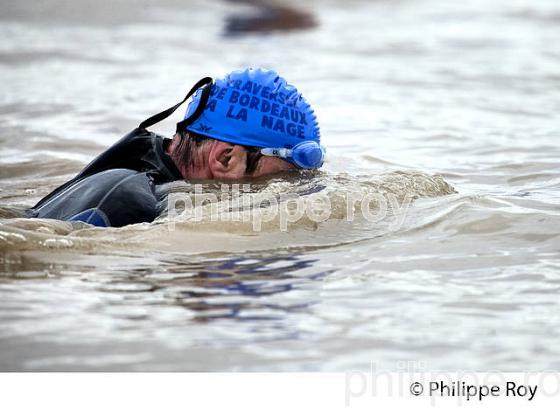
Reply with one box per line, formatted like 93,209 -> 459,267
206,81 -> 308,139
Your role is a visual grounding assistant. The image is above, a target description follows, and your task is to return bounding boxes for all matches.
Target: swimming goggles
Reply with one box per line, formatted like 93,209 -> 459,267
260,141 -> 325,170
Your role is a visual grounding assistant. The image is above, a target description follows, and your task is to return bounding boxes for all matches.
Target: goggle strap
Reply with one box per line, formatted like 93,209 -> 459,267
138,76 -> 213,130
260,147 -> 292,158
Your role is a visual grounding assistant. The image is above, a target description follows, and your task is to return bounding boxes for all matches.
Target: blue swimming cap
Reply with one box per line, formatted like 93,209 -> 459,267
183,67 -> 321,154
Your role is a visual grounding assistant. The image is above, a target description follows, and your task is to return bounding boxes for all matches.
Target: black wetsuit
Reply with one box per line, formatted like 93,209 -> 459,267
29,76 -> 213,228
28,128 -> 183,227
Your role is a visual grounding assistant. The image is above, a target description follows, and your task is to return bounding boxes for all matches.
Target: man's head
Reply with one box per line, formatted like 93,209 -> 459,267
170,67 -> 324,181
168,131 -> 296,180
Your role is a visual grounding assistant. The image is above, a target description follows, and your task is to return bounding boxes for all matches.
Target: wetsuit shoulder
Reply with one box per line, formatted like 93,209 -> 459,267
74,128 -> 156,179
32,128 -> 181,211
32,168 -> 160,227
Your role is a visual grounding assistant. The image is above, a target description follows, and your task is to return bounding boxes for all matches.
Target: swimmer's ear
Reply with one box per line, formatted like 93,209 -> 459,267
208,141 -> 247,180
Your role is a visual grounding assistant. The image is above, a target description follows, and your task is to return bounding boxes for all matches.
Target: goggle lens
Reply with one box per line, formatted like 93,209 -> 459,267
261,141 -> 325,169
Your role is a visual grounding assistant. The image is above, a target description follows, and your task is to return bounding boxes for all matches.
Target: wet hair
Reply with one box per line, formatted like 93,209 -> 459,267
169,131 -> 211,174
171,131 -> 262,175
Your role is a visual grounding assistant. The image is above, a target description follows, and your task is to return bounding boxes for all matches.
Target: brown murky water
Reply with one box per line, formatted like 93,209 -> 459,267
1,0 -> 559,370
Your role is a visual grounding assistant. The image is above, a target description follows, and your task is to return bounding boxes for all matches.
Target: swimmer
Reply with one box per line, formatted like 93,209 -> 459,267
28,67 -> 325,227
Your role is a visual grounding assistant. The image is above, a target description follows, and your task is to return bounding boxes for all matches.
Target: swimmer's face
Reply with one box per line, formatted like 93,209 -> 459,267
244,146 -> 297,178
251,156 -> 296,177
191,139 -> 297,180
